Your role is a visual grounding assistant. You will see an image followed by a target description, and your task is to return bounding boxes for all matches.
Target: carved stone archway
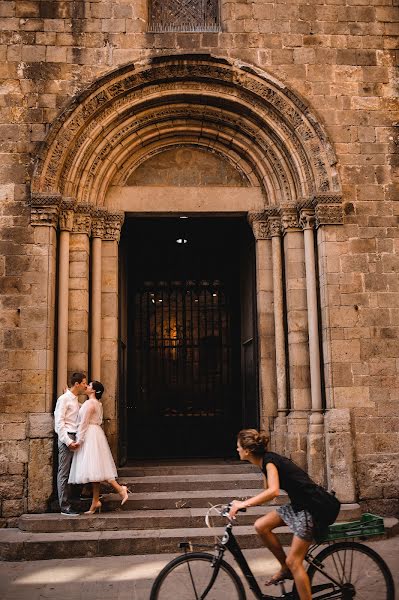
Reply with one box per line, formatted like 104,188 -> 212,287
28,55 -> 353,499
31,54 -> 341,205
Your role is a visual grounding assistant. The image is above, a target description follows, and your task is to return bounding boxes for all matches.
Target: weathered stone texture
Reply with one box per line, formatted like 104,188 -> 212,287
27,438 -> 53,512
0,0 -> 397,518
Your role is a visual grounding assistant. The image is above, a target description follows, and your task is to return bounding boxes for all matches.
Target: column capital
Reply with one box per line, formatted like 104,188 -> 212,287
280,205 -> 300,233
103,211 -> 125,242
91,208 -> 108,239
72,204 -> 92,235
268,215 -> 282,237
29,193 -> 61,228
299,207 -> 316,231
312,193 -> 343,228
247,211 -> 270,240
59,198 -> 76,232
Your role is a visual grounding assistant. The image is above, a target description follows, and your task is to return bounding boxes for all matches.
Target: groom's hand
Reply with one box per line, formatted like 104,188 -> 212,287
69,442 -> 80,451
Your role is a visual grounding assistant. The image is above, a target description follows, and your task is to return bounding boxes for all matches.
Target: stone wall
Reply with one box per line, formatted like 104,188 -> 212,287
0,0 -> 398,520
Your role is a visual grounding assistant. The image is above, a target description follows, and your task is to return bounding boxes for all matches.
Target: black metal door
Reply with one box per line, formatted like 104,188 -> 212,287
125,218 -> 243,458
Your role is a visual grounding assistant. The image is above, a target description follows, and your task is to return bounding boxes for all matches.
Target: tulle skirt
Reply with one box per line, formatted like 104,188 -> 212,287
68,424 -> 118,484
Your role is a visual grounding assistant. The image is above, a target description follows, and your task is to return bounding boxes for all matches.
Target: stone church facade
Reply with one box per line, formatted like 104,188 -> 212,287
0,0 -> 398,523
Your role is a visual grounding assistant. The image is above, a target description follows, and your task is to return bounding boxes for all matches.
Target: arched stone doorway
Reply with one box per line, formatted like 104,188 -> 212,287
29,54 -> 346,485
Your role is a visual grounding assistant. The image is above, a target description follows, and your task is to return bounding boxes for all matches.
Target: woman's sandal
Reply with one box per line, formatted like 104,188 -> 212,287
265,569 -> 293,586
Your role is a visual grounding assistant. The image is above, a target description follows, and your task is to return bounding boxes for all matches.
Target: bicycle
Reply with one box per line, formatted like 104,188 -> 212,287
150,505 -> 395,599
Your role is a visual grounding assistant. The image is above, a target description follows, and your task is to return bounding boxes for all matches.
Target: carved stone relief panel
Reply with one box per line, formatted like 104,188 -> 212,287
148,0 -> 220,32
126,147 -> 249,187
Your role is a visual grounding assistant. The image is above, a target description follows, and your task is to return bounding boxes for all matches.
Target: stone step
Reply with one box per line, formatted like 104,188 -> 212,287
2,516 -> 397,562
19,504 -> 363,534
118,473 -> 264,493
97,489 -> 287,511
118,462 -> 259,477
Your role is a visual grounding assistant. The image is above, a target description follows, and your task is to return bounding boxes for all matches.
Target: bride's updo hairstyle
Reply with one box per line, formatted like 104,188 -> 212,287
92,380 -> 104,400
237,429 -> 269,456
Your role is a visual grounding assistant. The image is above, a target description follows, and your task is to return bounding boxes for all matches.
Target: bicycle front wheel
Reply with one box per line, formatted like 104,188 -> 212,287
150,551 -> 246,600
304,541 -> 395,599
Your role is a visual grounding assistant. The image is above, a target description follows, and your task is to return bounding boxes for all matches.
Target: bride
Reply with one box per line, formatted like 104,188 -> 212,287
68,380 -> 128,514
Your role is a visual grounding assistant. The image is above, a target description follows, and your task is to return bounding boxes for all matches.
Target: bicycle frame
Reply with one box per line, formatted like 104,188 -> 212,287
206,523 -> 347,600
216,522 -> 293,599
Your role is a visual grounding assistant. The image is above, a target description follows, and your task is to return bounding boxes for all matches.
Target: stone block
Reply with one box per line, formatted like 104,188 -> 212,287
46,45 -> 67,62
334,386 -> 372,408
332,363 -> 354,386
325,408 -> 356,503
0,421 -> 26,441
101,316 -> 118,339
0,440 -> 28,463
68,331 -> 88,352
1,499 -> 25,518
27,438 -> 53,512
21,44 -> 46,62
0,475 -> 24,499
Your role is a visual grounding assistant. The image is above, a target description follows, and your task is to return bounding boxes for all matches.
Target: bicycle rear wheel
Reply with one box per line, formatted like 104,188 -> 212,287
150,551 -> 246,600
302,541 -> 395,599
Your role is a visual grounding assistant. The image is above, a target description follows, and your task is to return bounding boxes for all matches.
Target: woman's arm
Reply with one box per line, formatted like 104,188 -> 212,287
228,463 -> 280,518
76,400 -> 96,445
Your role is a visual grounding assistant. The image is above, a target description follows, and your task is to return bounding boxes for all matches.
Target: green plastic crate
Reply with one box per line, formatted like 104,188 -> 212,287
326,513 -> 385,541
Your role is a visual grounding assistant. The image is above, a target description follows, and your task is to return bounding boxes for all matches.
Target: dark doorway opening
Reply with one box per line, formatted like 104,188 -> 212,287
121,217 -> 258,458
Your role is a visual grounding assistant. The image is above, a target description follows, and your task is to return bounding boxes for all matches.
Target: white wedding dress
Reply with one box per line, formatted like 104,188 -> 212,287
68,398 -> 118,484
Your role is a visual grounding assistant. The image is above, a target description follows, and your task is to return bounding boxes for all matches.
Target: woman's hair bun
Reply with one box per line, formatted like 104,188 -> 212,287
237,429 -> 269,455
91,380 -> 104,400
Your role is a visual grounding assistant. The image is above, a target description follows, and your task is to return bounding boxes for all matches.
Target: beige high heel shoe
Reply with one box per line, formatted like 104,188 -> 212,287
84,501 -> 102,515
120,485 -> 129,506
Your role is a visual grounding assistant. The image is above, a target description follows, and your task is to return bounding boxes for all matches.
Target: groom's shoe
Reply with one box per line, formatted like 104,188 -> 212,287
61,507 -> 80,516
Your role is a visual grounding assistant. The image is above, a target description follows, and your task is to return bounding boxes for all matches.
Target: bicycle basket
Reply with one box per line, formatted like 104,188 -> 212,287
326,513 -> 385,541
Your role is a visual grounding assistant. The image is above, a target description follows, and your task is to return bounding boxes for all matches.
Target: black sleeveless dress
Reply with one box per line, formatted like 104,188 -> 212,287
262,452 -> 317,541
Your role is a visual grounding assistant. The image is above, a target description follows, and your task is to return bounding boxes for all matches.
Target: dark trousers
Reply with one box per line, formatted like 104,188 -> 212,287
57,433 -> 81,511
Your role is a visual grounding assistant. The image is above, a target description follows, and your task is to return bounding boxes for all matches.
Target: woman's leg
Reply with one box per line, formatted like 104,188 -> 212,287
107,479 -> 129,504
108,479 -> 124,495
87,482 -> 101,513
254,510 -> 288,572
285,536 -> 312,600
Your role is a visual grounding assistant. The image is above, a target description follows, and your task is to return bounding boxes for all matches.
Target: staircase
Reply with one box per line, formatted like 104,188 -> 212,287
0,460 -> 371,561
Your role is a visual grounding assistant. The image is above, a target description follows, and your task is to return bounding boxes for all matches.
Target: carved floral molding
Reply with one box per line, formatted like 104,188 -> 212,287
29,196 -> 125,241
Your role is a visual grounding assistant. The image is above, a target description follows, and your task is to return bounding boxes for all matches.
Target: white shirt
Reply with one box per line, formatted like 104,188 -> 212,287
54,389 -> 80,447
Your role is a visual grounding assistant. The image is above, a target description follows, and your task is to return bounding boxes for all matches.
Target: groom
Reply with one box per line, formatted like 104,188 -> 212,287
54,372 -> 87,516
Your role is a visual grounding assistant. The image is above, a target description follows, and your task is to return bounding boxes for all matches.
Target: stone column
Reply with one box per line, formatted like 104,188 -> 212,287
101,212 -> 124,458
90,210 -> 106,381
68,205 -> 91,377
300,206 -> 325,484
268,214 -> 288,455
28,194 -> 61,512
56,199 -> 75,395
315,196 -> 356,501
247,212 -> 276,438
281,206 -> 311,469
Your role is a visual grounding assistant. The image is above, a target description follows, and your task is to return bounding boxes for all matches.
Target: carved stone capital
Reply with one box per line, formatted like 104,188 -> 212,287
72,204 -> 92,235
247,211 -> 270,240
315,204 -> 343,227
299,208 -> 316,231
268,215 -> 282,237
281,206 -> 300,233
91,208 -> 108,238
59,198 -> 75,231
313,194 -> 343,227
103,211 -> 125,242
29,193 -> 61,227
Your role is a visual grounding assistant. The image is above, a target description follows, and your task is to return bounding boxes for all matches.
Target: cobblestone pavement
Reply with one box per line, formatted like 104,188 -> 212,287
0,537 -> 398,600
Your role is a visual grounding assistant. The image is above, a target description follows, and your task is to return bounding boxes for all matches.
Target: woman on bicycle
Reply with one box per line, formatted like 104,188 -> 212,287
228,428 -> 336,600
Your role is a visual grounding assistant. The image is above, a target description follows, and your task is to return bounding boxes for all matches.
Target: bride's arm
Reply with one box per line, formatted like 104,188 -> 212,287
76,400 -> 96,445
